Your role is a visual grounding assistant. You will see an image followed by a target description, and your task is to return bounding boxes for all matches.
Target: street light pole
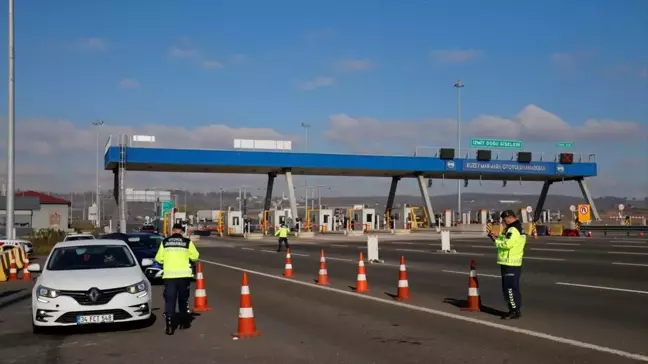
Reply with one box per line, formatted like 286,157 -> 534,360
454,80 -> 465,224
93,120 -> 104,228
5,0 -> 15,239
219,188 -> 223,211
300,122 -> 311,217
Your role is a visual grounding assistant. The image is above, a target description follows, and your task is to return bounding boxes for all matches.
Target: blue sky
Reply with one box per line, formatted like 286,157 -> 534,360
0,0 -> 646,197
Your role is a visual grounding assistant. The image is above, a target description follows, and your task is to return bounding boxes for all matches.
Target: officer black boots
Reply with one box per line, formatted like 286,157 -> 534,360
501,310 -> 521,320
164,314 -> 175,335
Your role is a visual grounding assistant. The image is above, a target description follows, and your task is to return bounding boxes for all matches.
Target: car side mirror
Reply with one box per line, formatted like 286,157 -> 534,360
140,258 -> 154,267
27,263 -> 42,273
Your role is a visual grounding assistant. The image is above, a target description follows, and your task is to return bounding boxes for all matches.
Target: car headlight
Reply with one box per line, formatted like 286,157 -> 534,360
127,280 -> 147,294
37,286 -> 60,299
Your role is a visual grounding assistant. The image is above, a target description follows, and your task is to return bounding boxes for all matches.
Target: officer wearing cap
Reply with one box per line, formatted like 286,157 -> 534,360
488,210 -> 527,320
154,223 -> 200,335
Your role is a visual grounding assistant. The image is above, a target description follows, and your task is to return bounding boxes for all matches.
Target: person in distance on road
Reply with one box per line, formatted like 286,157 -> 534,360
155,223 -> 200,335
488,210 -> 527,320
275,223 -> 291,252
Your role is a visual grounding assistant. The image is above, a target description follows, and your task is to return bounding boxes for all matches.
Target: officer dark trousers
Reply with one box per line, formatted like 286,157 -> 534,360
163,278 -> 191,318
500,265 -> 522,312
278,237 -> 290,250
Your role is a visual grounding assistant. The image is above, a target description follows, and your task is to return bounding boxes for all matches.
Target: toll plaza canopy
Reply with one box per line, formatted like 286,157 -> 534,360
104,146 -> 597,182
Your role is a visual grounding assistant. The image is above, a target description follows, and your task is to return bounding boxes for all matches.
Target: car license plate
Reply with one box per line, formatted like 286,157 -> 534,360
77,314 -> 114,324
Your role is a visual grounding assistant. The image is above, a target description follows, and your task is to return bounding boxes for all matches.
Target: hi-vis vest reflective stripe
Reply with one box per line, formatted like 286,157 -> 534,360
495,225 -> 526,267
276,227 -> 289,238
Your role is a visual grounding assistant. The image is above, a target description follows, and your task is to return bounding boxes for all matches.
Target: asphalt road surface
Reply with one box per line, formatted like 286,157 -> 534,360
1,234 -> 647,363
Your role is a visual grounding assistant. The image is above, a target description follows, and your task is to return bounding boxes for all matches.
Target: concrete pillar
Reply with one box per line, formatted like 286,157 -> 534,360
416,175 -> 435,228
284,169 -> 299,229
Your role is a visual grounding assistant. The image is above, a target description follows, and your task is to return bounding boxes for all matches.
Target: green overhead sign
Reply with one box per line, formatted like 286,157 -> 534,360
469,138 -> 523,150
556,142 -> 574,148
160,200 -> 174,216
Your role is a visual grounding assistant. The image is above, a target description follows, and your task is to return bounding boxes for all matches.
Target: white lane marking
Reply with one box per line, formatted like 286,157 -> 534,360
261,249 -> 278,253
525,257 -> 566,261
555,282 -> 648,295
441,270 -> 500,278
611,239 -> 648,243
608,251 -> 648,256
392,242 -> 417,245
290,252 -> 310,257
395,248 -> 429,253
469,245 -> 493,249
331,244 -> 350,248
612,262 -> 648,267
546,243 -> 581,247
531,248 -> 575,252
326,256 -> 354,262
240,247 -> 255,251
200,259 -> 648,362
612,245 -> 648,249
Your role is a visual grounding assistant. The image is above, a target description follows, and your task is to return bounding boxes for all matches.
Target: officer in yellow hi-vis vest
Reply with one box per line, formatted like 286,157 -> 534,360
155,223 -> 200,335
275,223 -> 291,252
488,210 -> 526,320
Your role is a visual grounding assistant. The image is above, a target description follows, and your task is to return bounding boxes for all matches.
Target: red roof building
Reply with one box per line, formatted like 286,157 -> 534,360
16,191 -> 71,205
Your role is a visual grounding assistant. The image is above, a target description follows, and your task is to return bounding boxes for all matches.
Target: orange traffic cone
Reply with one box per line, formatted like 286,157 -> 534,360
533,228 -> 538,240
235,272 -> 261,338
587,231 -> 592,238
193,263 -> 212,312
317,249 -> 330,285
283,249 -> 294,278
355,252 -> 368,293
395,256 -> 410,301
22,248 -> 31,281
8,250 -> 18,281
460,260 -> 481,312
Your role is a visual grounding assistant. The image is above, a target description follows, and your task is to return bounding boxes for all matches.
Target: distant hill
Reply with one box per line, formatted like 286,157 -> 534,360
46,190 -> 647,221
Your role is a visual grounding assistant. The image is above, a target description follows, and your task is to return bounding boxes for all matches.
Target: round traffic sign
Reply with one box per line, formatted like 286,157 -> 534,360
569,205 -> 576,212
618,204 -> 625,211
526,206 -> 533,213
579,205 -> 589,215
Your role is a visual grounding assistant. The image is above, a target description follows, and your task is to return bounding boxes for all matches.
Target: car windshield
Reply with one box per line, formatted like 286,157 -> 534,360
141,225 -> 156,231
46,245 -> 137,271
65,235 -> 94,241
126,235 -> 163,250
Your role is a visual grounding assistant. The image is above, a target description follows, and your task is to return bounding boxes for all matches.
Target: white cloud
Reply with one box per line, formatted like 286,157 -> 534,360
296,76 -> 335,90
550,50 -> 595,66
325,105 -> 647,146
118,78 -> 140,89
429,49 -> 483,63
75,38 -> 107,52
168,42 -> 226,70
336,59 -> 375,71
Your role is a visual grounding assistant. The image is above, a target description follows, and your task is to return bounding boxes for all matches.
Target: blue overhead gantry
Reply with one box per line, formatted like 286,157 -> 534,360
104,142 -> 600,228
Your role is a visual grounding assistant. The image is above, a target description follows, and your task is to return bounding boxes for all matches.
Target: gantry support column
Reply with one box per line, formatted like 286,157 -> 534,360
577,178 -> 601,221
385,177 -> 400,229
533,181 -> 553,222
416,175 -> 435,228
283,169 -> 299,229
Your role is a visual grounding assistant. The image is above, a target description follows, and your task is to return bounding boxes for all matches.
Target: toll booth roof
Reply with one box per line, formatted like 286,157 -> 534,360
105,147 -> 596,181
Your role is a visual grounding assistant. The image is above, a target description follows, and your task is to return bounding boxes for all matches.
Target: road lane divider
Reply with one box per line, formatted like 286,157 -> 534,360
524,257 -> 566,261
199,259 -> 648,362
555,282 -> 648,295
612,262 -> 648,267
612,245 -> 648,249
441,270 -> 500,279
546,243 -> 581,247
608,251 -> 648,256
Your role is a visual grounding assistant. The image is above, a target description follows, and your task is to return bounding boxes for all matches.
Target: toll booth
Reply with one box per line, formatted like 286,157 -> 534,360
348,206 -> 376,231
318,208 -> 333,232
273,208 -> 292,228
227,210 -> 243,235
479,209 -> 489,224
444,210 -> 452,228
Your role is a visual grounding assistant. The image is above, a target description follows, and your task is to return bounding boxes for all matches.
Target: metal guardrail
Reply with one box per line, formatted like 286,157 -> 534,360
581,225 -> 647,231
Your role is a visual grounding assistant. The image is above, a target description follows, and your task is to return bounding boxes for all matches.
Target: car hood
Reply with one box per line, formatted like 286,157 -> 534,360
39,267 -> 145,290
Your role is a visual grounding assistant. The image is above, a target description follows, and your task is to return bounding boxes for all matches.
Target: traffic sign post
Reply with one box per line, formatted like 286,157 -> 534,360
469,138 -> 523,150
160,200 -> 174,218
556,142 -> 574,148
577,204 -> 591,223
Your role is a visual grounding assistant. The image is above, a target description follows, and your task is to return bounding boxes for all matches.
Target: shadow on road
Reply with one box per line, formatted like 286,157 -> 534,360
0,288 -> 31,311
443,297 -> 507,317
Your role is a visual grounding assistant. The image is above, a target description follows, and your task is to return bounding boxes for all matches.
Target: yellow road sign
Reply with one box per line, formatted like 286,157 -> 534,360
577,204 -> 591,222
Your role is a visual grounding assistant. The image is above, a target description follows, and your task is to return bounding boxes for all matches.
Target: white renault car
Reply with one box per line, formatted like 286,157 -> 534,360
29,239 -> 154,334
